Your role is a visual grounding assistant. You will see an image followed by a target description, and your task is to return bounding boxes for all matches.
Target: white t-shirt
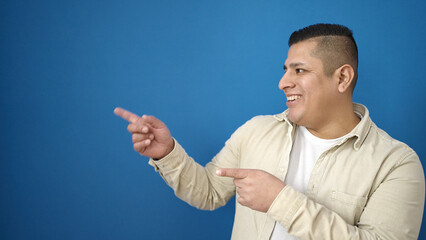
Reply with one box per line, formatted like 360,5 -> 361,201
270,126 -> 346,240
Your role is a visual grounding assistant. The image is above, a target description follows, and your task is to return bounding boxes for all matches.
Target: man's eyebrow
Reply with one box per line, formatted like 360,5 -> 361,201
283,62 -> 307,70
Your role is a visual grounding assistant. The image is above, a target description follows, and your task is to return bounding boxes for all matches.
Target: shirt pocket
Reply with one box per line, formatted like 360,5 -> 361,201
330,190 -> 368,224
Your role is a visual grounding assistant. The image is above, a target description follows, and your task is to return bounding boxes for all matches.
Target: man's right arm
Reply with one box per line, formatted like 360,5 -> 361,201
114,107 -> 239,210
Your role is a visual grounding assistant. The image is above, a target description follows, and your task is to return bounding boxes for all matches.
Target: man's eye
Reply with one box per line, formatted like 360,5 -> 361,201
296,69 -> 305,73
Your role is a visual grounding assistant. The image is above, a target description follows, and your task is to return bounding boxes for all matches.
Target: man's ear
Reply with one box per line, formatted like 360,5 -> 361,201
334,64 -> 355,93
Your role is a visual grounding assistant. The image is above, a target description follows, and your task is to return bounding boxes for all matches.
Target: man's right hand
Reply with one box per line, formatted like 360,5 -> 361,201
114,107 -> 174,159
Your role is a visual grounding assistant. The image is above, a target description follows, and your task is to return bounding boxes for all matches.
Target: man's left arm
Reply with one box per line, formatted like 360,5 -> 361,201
217,152 -> 425,239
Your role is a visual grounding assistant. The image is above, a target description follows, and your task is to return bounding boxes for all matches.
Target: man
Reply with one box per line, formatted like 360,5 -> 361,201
114,24 -> 425,239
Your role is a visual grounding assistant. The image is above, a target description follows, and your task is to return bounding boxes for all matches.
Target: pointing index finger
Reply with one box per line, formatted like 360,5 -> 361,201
114,107 -> 140,123
216,168 -> 248,179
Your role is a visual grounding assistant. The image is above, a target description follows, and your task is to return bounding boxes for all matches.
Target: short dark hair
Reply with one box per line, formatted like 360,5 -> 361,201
289,23 -> 358,90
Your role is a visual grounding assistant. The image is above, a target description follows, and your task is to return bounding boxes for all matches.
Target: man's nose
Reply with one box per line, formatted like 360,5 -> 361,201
278,72 -> 295,90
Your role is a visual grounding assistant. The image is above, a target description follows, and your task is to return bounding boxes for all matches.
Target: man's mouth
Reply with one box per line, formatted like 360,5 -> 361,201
287,95 -> 301,102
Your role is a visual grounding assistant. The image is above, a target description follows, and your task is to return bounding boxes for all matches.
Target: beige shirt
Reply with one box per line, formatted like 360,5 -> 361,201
149,103 -> 425,239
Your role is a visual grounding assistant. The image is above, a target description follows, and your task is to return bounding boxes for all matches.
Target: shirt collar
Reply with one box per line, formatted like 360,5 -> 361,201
273,103 -> 372,151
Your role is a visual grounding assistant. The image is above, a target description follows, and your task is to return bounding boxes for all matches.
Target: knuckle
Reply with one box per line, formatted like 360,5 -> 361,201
133,143 -> 140,152
132,134 -> 143,143
238,197 -> 250,208
127,124 -> 135,132
137,116 -> 145,122
133,142 -> 145,152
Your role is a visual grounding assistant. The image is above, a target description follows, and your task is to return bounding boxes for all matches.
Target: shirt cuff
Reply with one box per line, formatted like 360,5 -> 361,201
148,138 -> 184,171
267,185 -> 305,229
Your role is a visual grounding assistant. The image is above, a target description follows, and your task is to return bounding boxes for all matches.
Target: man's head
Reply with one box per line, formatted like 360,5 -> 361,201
279,23 -> 360,137
288,23 -> 358,90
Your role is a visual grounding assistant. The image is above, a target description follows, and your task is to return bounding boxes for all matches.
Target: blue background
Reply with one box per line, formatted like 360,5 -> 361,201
1,0 -> 426,239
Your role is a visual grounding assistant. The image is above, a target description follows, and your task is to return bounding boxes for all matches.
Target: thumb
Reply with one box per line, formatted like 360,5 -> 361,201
141,115 -> 167,129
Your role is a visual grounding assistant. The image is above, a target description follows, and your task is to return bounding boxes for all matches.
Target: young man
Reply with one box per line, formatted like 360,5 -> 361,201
115,24 -> 425,239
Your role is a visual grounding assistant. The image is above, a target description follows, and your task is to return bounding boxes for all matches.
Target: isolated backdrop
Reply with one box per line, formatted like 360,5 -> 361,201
1,0 -> 426,239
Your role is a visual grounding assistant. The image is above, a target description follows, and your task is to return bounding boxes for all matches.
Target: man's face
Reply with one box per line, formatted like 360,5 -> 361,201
279,40 -> 338,129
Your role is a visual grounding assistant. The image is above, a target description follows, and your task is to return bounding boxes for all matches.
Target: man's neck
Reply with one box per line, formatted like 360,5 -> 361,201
306,104 -> 361,140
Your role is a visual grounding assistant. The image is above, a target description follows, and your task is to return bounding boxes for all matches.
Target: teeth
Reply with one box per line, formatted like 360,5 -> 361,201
287,95 -> 301,101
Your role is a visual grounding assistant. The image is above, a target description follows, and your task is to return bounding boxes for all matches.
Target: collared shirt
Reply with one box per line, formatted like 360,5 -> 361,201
271,125 -> 347,239
149,103 -> 425,240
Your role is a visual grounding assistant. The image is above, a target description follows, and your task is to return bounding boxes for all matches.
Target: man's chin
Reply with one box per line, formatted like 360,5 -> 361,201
288,110 -> 307,126
287,111 -> 299,124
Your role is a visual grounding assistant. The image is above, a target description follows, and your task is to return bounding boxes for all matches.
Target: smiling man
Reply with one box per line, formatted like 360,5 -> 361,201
115,24 -> 425,239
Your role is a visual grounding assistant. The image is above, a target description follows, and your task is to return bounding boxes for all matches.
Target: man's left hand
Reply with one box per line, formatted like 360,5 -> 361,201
216,168 -> 286,212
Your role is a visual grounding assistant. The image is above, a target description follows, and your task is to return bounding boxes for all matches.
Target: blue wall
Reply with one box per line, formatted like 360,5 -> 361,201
1,0 -> 426,239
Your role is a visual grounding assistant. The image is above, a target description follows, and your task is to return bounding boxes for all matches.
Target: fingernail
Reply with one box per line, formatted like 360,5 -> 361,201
145,139 -> 150,145
142,127 -> 148,132
216,169 -> 222,176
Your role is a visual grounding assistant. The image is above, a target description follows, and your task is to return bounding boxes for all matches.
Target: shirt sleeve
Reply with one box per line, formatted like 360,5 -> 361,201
147,119 -> 255,210
267,151 -> 425,240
